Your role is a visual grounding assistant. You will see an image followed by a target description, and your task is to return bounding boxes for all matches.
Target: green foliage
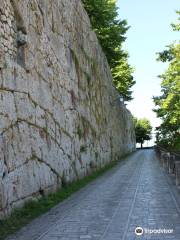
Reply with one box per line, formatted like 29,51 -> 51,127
112,56 -> 135,100
84,71 -> 91,85
80,145 -> 87,153
133,117 -> 152,148
153,11 -> 180,151
156,46 -> 174,62
82,0 -> 128,67
77,126 -> 83,139
82,0 -> 135,101
171,11 -> 180,31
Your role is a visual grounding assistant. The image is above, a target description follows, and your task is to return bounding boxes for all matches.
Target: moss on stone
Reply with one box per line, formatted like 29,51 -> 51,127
77,126 -> 83,140
80,145 -> 87,153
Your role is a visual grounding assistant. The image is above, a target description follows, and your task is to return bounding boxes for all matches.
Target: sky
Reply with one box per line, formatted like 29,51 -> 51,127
117,0 -> 180,146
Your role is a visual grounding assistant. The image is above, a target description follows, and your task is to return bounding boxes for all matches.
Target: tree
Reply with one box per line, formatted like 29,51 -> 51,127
112,56 -> 135,101
133,118 -> 152,148
82,0 -> 135,100
153,11 -> 180,151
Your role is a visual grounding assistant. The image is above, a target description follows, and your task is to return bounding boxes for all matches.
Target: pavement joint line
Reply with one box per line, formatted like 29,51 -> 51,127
35,204 -> 77,240
34,187 -> 96,240
121,155 -> 145,240
35,154 -> 137,240
99,154 -> 143,240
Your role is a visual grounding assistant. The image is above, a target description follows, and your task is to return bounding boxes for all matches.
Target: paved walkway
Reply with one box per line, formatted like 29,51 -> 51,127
7,150 -> 180,240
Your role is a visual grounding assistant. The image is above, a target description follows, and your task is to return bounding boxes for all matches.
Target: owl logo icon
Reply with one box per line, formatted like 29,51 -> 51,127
135,227 -> 144,236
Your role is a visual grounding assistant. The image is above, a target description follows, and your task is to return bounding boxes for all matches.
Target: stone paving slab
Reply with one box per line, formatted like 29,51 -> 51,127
6,150 -> 180,240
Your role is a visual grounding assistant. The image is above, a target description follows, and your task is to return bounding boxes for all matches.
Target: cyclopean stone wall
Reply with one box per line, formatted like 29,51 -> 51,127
0,0 -> 136,218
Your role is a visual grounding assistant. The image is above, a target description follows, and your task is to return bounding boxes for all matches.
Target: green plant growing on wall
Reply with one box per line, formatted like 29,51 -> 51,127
80,145 -> 87,153
31,154 -> 36,161
84,71 -> 91,85
77,126 -> 83,140
80,45 -> 93,63
70,49 -> 80,69
42,126 -> 48,134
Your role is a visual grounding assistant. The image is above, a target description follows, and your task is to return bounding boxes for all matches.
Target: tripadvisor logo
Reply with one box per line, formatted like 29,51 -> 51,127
135,227 -> 144,236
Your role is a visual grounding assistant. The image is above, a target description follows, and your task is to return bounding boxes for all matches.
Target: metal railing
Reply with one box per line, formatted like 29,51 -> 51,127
154,145 -> 180,186
154,145 -> 180,161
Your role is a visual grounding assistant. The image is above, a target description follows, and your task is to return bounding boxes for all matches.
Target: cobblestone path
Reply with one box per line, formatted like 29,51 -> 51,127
7,150 -> 180,240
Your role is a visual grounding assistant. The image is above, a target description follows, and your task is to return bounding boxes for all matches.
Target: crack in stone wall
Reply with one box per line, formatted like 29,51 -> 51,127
0,0 -> 136,218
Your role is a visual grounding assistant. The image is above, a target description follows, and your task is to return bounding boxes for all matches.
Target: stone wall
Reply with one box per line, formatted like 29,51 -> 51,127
0,0 -> 136,218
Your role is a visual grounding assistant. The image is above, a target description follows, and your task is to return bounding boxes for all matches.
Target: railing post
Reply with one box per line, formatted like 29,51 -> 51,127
168,155 -> 175,174
175,161 -> 180,186
156,145 -> 180,186
161,152 -> 169,170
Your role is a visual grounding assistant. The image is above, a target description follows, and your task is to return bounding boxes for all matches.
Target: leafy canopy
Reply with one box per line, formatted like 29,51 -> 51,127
153,11 -> 180,151
112,57 -> 135,101
133,117 -> 152,148
82,0 -> 135,100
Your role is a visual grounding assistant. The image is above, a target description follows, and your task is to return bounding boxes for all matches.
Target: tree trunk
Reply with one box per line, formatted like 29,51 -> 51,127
141,142 -> 143,149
